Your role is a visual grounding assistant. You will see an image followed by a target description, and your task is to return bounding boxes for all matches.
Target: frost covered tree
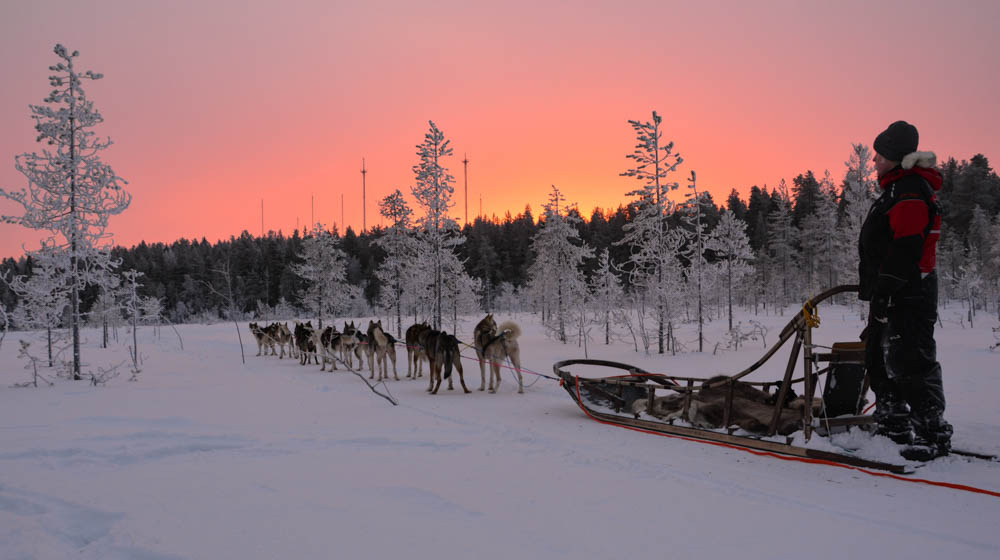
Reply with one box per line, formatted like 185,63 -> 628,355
292,223 -> 355,329
588,248 -> 624,345
765,180 -> 799,308
799,172 -> 839,293
3,244 -> 71,367
950,261 -> 983,327
619,111 -> 683,353
528,186 -> 593,343
984,214 -> 1000,319
0,45 -> 131,379
440,250 -> 481,332
91,275 -> 122,348
410,121 -> 463,330
374,190 -> 416,337
967,205 -> 992,274
707,209 -> 755,331
680,171 -> 711,352
840,144 -> 877,285
0,301 -> 8,351
121,269 -> 143,372
494,282 -> 520,315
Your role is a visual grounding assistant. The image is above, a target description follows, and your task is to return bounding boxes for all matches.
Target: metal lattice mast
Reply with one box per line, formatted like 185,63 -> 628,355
361,157 -> 367,233
463,153 -> 469,226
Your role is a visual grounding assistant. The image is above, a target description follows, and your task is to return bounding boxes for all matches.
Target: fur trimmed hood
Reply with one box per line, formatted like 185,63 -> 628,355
880,151 -> 942,191
901,150 -> 937,170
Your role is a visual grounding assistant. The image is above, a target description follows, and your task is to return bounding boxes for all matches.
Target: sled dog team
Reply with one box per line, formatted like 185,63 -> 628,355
249,314 -> 524,394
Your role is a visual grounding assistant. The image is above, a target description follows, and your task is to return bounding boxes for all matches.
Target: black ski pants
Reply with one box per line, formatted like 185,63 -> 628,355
864,272 -> 946,420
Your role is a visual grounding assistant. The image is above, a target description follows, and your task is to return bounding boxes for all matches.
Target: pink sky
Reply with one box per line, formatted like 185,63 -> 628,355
1,0 -> 997,259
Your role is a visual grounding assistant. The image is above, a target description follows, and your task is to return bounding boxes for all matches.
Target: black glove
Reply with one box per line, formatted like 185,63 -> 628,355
869,295 -> 889,324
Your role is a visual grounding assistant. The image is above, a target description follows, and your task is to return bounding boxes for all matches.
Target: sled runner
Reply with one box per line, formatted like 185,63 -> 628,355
554,285 -> 995,474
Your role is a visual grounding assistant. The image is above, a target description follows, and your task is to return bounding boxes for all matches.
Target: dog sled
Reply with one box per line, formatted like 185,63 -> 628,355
554,285 -> 995,475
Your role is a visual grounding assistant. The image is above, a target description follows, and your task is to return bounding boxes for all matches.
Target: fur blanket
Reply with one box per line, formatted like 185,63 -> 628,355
632,376 -> 820,436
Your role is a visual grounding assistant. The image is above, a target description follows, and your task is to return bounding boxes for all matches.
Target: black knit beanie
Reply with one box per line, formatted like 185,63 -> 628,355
873,121 -> 919,162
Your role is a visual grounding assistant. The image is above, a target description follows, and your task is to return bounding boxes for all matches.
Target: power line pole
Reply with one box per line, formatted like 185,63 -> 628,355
341,193 -> 345,233
261,199 -> 264,237
462,153 -> 469,226
361,157 -> 367,234
311,194 -> 314,231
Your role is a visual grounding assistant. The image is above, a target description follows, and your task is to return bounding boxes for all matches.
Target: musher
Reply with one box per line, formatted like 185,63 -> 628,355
859,120 -> 952,461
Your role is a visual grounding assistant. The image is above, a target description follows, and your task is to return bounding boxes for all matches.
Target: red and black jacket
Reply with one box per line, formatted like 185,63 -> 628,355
858,163 -> 942,302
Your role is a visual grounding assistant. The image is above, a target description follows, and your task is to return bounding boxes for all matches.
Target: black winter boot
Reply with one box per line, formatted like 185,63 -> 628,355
873,396 -> 913,445
901,409 -> 953,461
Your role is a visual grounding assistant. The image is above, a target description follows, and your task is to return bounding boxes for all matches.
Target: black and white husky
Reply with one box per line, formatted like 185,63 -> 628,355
294,321 -> 318,365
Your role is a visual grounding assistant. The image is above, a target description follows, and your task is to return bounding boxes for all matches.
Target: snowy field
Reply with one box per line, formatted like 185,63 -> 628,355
1,304 -> 999,560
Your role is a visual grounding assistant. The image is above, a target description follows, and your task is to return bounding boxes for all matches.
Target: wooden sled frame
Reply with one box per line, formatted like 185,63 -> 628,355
553,285 -> 913,474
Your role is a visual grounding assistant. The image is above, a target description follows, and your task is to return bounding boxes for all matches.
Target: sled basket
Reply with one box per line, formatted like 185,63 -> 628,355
553,285 -> 920,474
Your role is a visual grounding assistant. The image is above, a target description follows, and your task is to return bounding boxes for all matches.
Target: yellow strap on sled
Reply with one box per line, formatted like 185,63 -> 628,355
802,301 -> 820,328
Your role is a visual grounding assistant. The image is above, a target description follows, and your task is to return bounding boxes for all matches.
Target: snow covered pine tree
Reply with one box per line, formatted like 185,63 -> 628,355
0,45 -> 131,379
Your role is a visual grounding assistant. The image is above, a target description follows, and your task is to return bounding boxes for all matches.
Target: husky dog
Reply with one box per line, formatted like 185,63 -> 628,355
473,314 -> 497,390
263,323 -> 284,356
294,321 -> 318,365
274,322 -> 293,359
368,320 -> 398,381
353,331 -> 368,371
405,322 -> 432,379
341,322 -> 362,369
250,322 -> 268,356
423,329 -> 470,394
317,326 -> 342,371
481,321 -> 524,393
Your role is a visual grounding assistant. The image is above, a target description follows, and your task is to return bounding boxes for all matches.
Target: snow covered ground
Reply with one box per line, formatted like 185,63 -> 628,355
1,304 -> 999,559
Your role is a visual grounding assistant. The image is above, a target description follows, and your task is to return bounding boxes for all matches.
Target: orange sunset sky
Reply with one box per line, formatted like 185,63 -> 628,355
1,0 -> 998,260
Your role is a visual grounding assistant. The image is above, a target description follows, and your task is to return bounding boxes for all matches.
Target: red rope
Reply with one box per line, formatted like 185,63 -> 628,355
572,376 -> 1000,499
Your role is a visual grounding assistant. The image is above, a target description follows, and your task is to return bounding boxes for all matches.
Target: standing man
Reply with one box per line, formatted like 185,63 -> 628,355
859,120 -> 952,461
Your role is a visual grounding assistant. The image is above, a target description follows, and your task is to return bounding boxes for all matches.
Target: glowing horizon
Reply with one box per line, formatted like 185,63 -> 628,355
2,0 -> 998,259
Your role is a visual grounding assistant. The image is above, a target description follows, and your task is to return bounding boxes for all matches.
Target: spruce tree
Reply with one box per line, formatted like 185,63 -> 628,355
619,111 -> 683,353
410,121 -> 463,330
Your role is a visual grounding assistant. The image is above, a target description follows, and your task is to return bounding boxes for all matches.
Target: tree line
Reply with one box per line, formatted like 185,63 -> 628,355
3,147 -> 996,329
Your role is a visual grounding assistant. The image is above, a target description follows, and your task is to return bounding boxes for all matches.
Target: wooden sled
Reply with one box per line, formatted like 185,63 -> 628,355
553,285 -> 930,474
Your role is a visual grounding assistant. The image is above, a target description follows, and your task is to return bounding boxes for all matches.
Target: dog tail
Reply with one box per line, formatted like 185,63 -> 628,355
497,321 -> 521,340
442,335 -> 458,379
